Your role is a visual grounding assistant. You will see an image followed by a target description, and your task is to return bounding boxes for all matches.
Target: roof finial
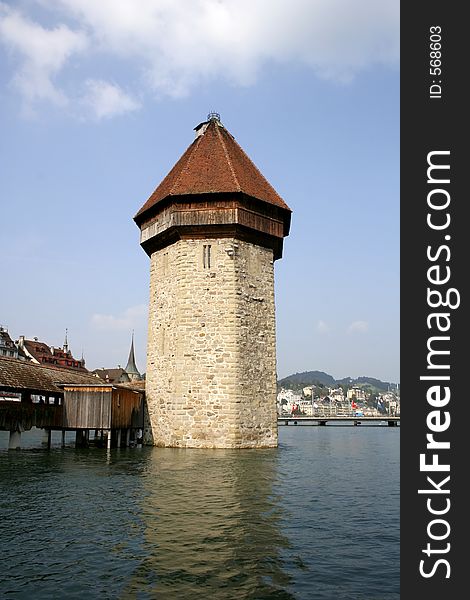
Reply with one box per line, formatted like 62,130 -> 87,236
207,111 -> 220,122
63,328 -> 68,352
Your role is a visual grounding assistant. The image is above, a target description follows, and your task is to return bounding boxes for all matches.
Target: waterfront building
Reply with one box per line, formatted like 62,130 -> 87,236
302,386 -> 313,397
16,331 -> 87,371
0,326 -> 19,359
92,333 -> 142,383
134,113 -> 291,448
277,389 -> 303,415
347,387 -> 367,401
328,387 -> 346,402
92,367 -> 131,384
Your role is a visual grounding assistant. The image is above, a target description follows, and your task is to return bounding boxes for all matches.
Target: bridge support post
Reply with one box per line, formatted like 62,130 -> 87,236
61,430 -> 66,448
117,429 -> 122,448
8,430 -> 21,450
107,430 -> 112,450
75,430 -> 89,448
42,429 -> 51,448
126,428 -> 131,447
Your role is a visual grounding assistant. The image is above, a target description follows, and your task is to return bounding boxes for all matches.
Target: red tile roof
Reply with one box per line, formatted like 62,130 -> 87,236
135,118 -> 290,222
23,339 -> 86,371
23,340 -> 51,361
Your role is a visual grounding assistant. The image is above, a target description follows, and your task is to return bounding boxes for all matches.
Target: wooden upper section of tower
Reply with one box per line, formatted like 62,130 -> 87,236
134,114 -> 291,259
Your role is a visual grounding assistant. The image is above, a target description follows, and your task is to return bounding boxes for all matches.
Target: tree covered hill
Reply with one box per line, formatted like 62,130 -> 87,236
278,371 -> 335,388
278,371 -> 395,392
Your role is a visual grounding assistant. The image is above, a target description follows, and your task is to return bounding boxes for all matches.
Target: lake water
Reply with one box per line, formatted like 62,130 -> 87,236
0,426 -> 399,599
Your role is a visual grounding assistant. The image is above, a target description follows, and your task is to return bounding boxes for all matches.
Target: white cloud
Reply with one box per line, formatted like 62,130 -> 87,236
347,320 -> 369,334
317,320 -> 330,334
91,304 -> 148,331
55,0 -> 399,90
81,79 -> 141,119
1,0 -> 399,115
0,2 -> 87,110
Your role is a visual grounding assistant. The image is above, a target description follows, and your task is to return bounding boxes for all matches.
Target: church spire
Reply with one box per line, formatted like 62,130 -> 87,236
125,330 -> 141,381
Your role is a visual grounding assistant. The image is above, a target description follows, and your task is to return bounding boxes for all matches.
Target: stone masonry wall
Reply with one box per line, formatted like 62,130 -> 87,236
144,237 -> 278,448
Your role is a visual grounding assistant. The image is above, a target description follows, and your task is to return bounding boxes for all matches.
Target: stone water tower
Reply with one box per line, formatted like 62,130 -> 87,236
134,113 -> 291,448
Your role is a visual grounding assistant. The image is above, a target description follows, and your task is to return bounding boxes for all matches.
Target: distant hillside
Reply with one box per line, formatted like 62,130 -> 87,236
337,376 -> 392,392
278,371 -> 394,392
278,371 -> 336,388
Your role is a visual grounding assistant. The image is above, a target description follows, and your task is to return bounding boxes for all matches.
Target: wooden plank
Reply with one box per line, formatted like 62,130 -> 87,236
63,390 -> 111,429
111,389 -> 143,429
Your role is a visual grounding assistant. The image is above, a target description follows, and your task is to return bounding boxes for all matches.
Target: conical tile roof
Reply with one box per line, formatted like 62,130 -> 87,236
135,117 -> 290,223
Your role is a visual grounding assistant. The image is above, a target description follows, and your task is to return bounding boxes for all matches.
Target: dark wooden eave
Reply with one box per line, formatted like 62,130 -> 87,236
137,192 -> 291,260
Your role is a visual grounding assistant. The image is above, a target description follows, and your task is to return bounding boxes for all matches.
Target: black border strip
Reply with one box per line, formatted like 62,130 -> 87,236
401,3 -> 466,596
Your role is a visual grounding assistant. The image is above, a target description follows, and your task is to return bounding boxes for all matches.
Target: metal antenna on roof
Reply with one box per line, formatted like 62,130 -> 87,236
207,111 -> 220,122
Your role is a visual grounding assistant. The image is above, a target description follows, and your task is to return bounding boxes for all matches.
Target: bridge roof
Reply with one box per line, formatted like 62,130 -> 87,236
134,116 -> 291,224
0,356 -> 101,395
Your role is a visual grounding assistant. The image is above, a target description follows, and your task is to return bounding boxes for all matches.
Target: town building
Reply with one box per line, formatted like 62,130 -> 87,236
277,389 -> 303,415
91,367 -> 131,384
0,326 -> 19,359
16,330 -> 87,371
347,387 -> 367,401
134,113 -> 291,448
92,333 -> 142,383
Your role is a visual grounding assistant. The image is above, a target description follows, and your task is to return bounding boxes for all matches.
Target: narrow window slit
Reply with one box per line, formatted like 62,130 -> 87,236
203,244 -> 211,269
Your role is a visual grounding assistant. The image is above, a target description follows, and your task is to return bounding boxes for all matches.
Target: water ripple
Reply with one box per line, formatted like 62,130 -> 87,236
0,427 -> 399,599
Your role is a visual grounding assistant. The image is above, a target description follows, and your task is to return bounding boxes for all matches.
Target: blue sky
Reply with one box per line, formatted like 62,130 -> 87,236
0,1 -> 399,383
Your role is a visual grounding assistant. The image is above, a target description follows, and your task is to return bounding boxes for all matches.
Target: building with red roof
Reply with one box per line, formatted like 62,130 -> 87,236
17,330 -> 87,371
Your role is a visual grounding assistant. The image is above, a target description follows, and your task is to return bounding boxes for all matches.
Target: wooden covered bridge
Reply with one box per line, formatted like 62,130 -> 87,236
0,356 -> 144,449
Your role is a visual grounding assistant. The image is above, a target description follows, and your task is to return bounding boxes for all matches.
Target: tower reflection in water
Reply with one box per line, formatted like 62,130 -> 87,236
124,447 -> 295,599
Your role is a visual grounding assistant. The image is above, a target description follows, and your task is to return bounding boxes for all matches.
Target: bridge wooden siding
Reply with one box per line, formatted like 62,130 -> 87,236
62,385 -> 143,430
111,388 -> 143,430
0,402 -> 64,431
63,388 -> 112,430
